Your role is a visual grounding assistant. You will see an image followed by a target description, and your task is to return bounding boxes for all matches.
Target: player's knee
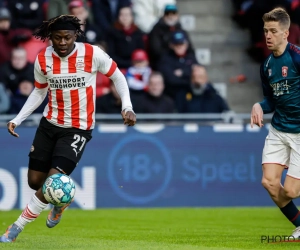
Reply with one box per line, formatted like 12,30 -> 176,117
28,158 -> 50,190
28,176 -> 44,190
261,177 -> 271,189
261,177 -> 279,192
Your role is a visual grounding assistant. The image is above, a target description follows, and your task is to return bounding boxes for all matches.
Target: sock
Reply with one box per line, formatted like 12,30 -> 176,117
14,194 -> 48,230
280,201 -> 300,227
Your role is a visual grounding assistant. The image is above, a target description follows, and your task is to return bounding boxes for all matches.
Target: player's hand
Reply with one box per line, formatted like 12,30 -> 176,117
251,103 -> 264,128
121,110 -> 136,126
7,122 -> 19,137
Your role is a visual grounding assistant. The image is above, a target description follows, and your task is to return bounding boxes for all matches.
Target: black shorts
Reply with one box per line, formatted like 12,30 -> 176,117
29,117 -> 92,170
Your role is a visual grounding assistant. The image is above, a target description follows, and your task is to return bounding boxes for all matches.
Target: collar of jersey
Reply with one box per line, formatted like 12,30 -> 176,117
52,42 -> 78,59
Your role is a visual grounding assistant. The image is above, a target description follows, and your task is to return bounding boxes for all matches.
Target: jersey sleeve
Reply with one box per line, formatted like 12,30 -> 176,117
93,46 -> 117,77
34,56 -> 48,89
9,87 -> 48,126
259,63 -> 275,114
92,46 -> 133,112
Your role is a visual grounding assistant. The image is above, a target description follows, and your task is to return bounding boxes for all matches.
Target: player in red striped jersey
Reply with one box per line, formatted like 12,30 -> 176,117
0,15 -> 136,243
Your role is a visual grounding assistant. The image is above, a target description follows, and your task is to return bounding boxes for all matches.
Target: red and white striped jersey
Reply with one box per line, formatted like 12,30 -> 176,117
34,42 -> 117,130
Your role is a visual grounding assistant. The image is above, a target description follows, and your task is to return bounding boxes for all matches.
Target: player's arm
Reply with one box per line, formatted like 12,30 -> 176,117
95,47 -> 136,126
259,90 -> 275,114
251,64 -> 274,128
8,59 -> 49,137
255,61 -> 275,114
258,63 -> 275,113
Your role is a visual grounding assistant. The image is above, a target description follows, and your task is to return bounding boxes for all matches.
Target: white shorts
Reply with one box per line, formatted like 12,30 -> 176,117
262,125 -> 300,179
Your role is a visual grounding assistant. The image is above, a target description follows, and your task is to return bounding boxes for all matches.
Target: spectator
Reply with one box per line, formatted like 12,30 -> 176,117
126,49 -> 151,91
0,47 -> 34,95
47,0 -> 93,22
9,78 -> 47,114
177,65 -> 230,113
131,0 -> 176,33
7,0 -> 44,31
158,30 -> 198,103
0,82 -> 10,114
0,7 -> 14,65
289,0 -> 300,27
95,73 -> 111,99
18,35 -> 49,64
107,6 -> 146,70
138,72 -> 174,113
0,6 -> 37,63
96,81 -> 122,113
91,0 -> 131,37
148,4 -> 194,69
68,0 -> 105,46
95,43 -> 111,99
125,49 -> 152,110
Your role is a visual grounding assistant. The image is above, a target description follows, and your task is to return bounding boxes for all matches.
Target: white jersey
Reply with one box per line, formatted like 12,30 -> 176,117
34,42 -> 117,130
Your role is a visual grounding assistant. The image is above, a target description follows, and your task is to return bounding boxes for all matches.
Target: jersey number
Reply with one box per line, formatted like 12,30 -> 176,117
71,134 -> 86,157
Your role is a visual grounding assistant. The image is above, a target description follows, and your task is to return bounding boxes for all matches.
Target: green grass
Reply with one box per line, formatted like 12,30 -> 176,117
0,208 -> 299,249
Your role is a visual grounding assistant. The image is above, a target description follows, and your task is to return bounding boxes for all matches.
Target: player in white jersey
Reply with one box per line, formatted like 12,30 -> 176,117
0,15 -> 136,243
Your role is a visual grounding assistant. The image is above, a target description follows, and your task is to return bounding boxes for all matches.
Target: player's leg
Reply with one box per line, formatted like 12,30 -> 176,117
262,163 -> 300,228
46,156 -> 78,228
260,125 -> 300,226
46,127 -> 92,228
283,175 -> 300,238
261,163 -> 289,206
26,117 -> 56,192
261,126 -> 289,206
283,144 -> 300,237
0,118 -> 55,243
0,158 -> 52,243
27,164 -> 49,191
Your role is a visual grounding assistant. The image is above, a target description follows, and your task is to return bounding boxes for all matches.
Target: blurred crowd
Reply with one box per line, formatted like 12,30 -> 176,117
232,0 -> 300,63
0,0 -> 229,115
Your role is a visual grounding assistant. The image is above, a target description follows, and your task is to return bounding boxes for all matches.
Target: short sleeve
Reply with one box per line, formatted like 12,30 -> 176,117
93,46 -> 117,77
34,56 -> 48,89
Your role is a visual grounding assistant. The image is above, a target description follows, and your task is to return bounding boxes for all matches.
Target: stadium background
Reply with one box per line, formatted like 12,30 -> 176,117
0,0 -> 298,210
0,121 -> 296,211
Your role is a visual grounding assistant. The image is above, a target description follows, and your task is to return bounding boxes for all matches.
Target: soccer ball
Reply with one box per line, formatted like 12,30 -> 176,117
42,173 -> 76,206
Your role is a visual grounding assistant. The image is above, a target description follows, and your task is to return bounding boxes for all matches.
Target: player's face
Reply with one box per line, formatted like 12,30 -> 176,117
51,30 -> 77,57
263,21 -> 289,51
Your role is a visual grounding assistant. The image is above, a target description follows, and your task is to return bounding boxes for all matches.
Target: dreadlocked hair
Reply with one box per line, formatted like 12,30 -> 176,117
33,15 -> 85,42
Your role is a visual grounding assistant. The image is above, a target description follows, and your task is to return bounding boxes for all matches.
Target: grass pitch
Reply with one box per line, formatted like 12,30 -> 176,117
0,208 -> 299,250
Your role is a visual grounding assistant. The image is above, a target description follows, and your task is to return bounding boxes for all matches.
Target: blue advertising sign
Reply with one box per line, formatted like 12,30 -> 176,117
0,123 -> 294,210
